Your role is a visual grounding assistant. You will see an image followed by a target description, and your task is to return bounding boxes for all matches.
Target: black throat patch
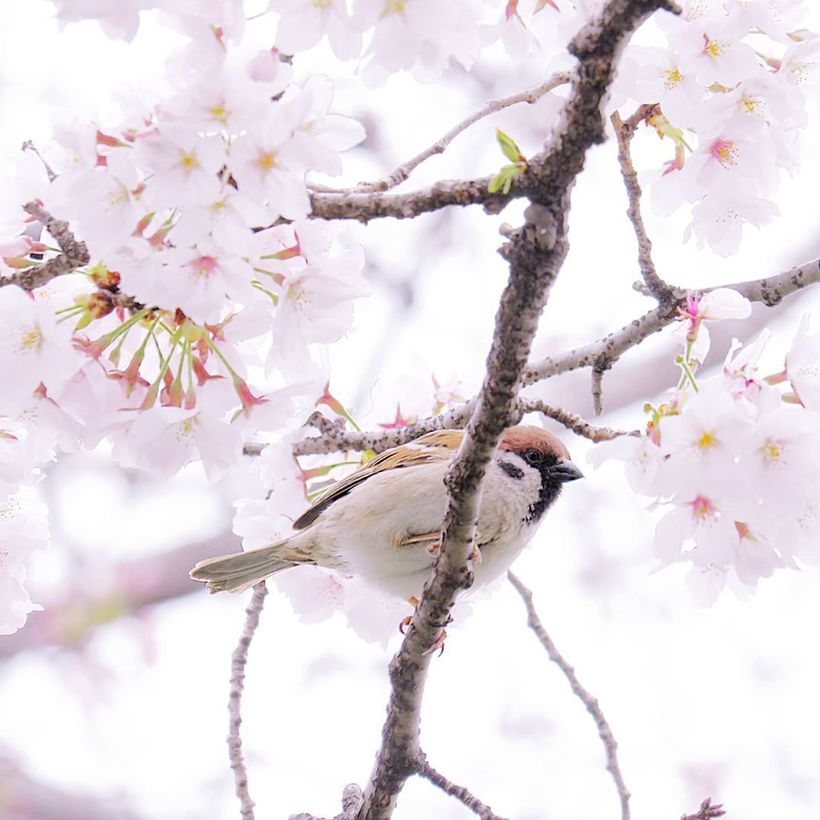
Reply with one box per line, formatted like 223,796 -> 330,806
525,456 -> 562,524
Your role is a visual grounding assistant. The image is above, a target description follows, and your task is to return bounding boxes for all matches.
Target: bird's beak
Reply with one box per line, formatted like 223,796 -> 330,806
550,459 -> 584,483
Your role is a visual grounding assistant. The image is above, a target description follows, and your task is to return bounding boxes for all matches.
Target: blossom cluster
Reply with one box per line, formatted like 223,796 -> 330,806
0,8 -> 372,632
50,1 -> 818,256
592,289 -> 820,604
620,0 -> 818,254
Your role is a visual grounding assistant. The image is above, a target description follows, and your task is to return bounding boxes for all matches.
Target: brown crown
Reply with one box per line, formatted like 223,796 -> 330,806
499,425 -> 571,461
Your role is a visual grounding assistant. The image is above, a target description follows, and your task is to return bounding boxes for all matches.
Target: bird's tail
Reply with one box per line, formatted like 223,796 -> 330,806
189,544 -> 296,593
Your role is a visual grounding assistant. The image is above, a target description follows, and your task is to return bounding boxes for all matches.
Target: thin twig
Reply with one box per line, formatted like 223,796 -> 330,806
519,397 -> 638,441
681,797 -> 726,820
508,571 -> 631,820
611,106 -> 677,303
416,755 -> 508,820
312,73 -> 570,195
229,582 -> 269,820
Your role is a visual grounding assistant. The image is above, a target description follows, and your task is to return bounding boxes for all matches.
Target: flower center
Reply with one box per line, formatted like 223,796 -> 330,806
18,326 -> 43,353
703,35 -> 726,59
662,67 -> 683,90
761,438 -> 783,464
690,494 -> 716,520
710,138 -> 739,169
179,150 -> 199,171
255,150 -> 277,173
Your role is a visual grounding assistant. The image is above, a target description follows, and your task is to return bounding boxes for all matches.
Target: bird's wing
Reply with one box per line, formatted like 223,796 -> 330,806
292,429 -> 464,530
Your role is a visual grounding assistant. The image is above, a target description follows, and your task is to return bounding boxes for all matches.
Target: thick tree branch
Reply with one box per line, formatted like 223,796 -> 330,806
611,106 -> 678,303
0,201 -> 90,290
312,73 -> 570,195
228,583 -> 268,820
416,755 -> 507,820
356,3 -> 677,818
508,571 -> 631,820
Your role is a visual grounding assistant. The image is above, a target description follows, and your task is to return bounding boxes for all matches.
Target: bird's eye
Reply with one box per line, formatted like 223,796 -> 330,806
523,448 -> 543,466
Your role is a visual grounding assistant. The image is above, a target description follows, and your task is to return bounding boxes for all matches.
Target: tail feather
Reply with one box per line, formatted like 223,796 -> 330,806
189,544 -> 297,594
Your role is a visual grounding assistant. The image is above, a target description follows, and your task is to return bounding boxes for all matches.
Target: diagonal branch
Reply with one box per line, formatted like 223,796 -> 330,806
416,754 -> 507,820
523,253 -> 820,384
311,73 -> 570,195
508,571 -> 631,820
356,3 -> 678,818
0,531 -> 241,659
518,397 -> 638,441
0,201 -> 90,290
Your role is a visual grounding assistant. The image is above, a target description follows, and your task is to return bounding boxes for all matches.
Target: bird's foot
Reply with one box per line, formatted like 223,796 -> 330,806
398,596 -> 421,634
422,628 -> 448,657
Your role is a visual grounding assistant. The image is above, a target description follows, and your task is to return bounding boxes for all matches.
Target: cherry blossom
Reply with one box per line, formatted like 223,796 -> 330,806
0,490 -> 48,635
110,404 -> 243,480
786,315 -> 820,409
0,284 -> 86,414
595,311 -> 820,604
270,0 -> 363,60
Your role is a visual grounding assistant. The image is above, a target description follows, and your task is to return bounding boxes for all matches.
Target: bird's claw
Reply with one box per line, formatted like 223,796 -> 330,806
422,628 -> 447,656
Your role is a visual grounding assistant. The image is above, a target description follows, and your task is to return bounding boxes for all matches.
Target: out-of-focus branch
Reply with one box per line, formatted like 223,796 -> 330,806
611,106 -> 678,303
508,571 -> 631,820
355,3 -> 677,818
311,73 -> 570,195
681,797 -> 726,820
416,755 -> 507,820
0,532 -> 240,659
0,753 -> 141,820
228,582 -> 268,820
241,254 -> 820,459
0,201 -> 90,290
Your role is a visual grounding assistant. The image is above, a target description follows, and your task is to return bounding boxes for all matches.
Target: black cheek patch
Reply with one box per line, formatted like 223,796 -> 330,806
499,460 -> 525,480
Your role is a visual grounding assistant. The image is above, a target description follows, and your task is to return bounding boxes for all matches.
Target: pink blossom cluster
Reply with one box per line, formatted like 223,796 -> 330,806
49,1 -> 817,253
621,0 -> 818,254
592,289 -> 820,604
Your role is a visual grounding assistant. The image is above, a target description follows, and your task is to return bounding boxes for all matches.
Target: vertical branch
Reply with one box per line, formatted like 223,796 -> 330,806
610,108 -> 676,303
229,582 -> 269,820
508,571 -> 631,820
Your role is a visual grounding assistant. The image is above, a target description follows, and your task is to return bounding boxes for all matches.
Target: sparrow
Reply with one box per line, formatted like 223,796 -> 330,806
190,425 -> 583,601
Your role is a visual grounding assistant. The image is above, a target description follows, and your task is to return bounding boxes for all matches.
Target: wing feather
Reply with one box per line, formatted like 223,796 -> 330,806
292,429 -> 463,530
